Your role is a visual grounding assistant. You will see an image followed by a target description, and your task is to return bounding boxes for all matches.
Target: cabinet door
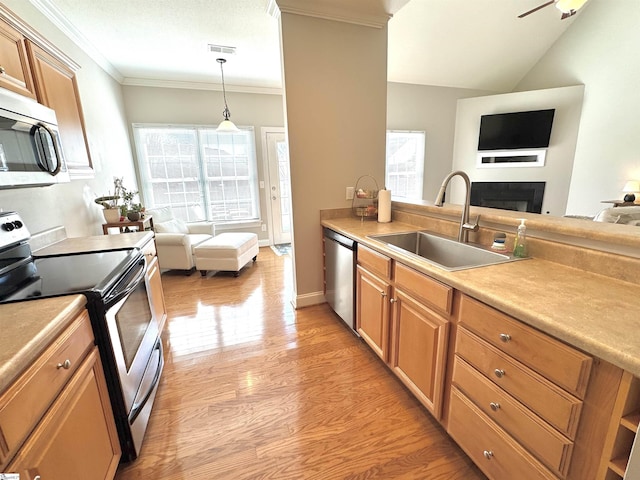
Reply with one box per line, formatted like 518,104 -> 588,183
391,288 -> 449,419
26,41 -> 93,176
0,19 -> 35,98
147,254 -> 167,334
356,265 -> 390,361
8,348 -> 121,480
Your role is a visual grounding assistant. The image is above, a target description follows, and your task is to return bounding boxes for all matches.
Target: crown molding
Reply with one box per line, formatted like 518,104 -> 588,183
275,0 -> 391,28
121,77 -> 283,96
29,0 -> 124,83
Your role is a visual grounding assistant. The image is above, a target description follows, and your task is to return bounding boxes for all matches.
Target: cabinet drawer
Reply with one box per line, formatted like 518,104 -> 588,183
0,311 -> 94,460
452,356 -> 573,477
448,387 -> 558,480
456,327 -> 582,438
394,262 -> 452,315
459,295 -> 592,399
357,244 -> 391,279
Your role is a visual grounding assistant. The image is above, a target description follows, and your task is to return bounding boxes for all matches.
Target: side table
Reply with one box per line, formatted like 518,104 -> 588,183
102,215 -> 154,235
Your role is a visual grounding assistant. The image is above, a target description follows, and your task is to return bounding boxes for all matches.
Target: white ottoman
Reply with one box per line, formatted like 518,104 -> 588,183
194,232 -> 259,277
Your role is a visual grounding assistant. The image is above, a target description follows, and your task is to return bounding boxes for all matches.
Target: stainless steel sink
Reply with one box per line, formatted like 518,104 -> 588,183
367,231 -> 523,271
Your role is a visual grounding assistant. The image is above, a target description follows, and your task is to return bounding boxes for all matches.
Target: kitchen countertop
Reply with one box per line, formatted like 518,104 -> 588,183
0,295 -> 87,393
322,217 -> 640,377
33,231 -> 154,256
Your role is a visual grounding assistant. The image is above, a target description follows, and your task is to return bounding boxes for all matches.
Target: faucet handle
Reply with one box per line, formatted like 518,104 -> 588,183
463,215 -> 480,232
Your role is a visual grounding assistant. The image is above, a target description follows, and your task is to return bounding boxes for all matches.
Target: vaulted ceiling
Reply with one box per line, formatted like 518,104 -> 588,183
37,0 -> 584,93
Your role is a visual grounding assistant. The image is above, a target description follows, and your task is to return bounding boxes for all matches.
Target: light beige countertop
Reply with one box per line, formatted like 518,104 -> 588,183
0,295 -> 87,393
322,217 -> 640,377
33,231 -> 154,256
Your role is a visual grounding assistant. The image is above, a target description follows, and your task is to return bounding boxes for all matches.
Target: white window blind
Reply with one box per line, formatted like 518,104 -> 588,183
133,125 -> 259,224
385,130 -> 425,200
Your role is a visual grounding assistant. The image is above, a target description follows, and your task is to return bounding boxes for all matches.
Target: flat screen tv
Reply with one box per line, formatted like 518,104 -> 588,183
477,109 -> 555,151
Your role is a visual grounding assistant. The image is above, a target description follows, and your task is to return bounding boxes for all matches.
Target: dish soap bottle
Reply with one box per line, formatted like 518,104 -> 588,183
513,219 -> 528,258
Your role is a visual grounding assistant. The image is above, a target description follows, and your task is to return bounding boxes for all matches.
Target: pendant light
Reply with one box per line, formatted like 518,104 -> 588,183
215,58 -> 239,132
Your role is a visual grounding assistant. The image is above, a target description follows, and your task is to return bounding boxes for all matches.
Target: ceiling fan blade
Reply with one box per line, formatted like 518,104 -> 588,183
518,0 -> 556,18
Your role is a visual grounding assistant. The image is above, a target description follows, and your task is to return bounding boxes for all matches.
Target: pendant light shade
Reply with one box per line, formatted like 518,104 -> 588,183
215,58 -> 239,132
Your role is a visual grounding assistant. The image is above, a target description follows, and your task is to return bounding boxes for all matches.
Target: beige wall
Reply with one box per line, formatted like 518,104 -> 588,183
121,85 -> 284,240
386,82 -> 491,201
515,0 -> 640,216
280,13 -> 388,305
0,1 -> 137,237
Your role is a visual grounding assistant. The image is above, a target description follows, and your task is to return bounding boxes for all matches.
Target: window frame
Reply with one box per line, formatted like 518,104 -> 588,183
132,123 -> 261,226
385,130 -> 426,200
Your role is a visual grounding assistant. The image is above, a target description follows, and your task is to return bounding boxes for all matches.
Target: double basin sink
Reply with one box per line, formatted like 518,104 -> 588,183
367,230 -> 523,272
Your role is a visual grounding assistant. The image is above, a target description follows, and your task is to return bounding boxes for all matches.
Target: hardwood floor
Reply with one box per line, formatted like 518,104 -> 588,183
115,247 -> 486,479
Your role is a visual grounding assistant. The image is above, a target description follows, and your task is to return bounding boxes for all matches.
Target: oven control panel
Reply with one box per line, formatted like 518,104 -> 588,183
0,212 -> 30,247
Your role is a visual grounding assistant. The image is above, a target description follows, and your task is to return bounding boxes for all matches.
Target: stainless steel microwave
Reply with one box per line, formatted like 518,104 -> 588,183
0,88 -> 69,188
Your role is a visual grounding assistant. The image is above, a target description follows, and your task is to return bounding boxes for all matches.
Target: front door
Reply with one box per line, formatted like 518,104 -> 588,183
265,131 -> 291,245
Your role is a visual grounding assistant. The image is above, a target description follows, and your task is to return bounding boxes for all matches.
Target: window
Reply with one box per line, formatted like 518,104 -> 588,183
133,125 -> 259,224
385,130 -> 425,200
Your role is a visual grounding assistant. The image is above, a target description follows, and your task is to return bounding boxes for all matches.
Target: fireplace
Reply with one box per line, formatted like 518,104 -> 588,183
470,182 -> 545,213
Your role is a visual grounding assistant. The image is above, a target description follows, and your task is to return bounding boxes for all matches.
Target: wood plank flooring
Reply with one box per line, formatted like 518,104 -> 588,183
115,247 -> 486,479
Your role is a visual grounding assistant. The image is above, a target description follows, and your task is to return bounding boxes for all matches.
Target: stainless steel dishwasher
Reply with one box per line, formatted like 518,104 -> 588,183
323,227 -> 357,333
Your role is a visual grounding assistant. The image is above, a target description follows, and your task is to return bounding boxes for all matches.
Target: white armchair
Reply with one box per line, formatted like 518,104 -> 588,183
147,207 -> 215,272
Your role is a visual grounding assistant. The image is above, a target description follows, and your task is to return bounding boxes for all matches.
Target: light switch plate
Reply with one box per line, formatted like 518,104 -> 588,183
346,186 -> 355,200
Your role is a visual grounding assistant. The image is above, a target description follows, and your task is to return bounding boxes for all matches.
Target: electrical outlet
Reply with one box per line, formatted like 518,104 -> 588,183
346,186 -> 355,200
261,224 -> 267,232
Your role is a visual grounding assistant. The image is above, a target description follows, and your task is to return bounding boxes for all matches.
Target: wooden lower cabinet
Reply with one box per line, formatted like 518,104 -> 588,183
449,387 -> 558,480
355,248 -> 451,420
356,264 -> 390,361
8,347 -> 120,479
390,288 -> 449,419
349,240 -> 627,480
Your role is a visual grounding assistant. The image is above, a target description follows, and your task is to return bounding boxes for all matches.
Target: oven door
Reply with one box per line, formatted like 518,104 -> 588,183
104,256 -> 161,417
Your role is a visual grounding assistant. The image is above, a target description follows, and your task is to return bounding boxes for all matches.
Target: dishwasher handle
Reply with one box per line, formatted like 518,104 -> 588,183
323,227 -> 355,250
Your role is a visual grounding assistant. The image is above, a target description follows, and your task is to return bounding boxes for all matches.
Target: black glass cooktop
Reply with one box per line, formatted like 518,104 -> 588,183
0,249 -> 138,303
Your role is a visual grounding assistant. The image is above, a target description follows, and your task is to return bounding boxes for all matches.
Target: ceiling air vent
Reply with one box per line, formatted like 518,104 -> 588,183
208,44 -> 236,55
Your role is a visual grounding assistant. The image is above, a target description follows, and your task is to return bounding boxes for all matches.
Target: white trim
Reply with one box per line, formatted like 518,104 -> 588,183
29,0 -> 124,82
121,77 -> 283,95
292,291 -> 326,309
276,1 -> 391,28
476,149 -> 547,168
261,127 -> 286,246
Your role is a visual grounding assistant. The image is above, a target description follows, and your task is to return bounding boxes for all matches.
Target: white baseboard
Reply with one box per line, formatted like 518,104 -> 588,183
292,291 -> 326,309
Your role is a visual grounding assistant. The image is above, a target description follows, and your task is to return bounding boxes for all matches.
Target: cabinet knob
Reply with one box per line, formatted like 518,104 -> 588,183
380,291 -> 387,297
483,450 -> 494,460
390,298 -> 396,304
499,333 -> 511,343
56,359 -> 71,370
490,402 -> 500,411
0,66 -> 5,74
494,368 -> 505,378
34,476 -> 41,480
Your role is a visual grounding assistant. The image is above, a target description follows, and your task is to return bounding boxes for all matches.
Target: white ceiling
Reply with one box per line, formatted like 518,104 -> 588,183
34,0 -> 583,93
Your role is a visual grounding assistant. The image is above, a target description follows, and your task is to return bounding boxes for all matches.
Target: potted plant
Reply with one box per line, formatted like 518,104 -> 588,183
95,177 -> 144,223
121,185 -> 145,221
96,197 -> 121,223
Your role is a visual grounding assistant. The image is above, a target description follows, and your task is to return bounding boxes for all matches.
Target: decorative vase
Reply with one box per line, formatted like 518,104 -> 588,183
103,208 -> 121,223
127,212 -> 141,221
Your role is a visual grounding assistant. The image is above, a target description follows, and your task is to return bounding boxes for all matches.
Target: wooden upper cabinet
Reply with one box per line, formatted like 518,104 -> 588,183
0,19 -> 35,98
26,40 -> 93,177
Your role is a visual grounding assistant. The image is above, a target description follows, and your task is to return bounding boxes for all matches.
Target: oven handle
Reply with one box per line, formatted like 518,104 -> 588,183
129,339 -> 163,424
104,257 -> 147,307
